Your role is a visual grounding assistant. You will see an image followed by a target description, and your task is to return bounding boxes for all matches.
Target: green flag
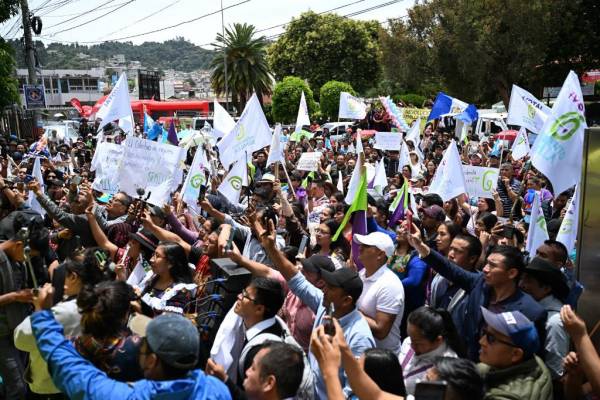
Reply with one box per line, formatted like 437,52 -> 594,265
332,170 -> 367,241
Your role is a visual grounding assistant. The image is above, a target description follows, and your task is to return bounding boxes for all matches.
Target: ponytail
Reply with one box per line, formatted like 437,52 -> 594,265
407,306 -> 466,358
436,308 -> 466,358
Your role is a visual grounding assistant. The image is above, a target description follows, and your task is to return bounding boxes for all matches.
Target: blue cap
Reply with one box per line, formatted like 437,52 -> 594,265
146,313 -> 199,369
480,306 -> 539,358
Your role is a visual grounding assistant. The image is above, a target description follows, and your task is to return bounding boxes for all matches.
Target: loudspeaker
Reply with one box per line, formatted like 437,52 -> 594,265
195,258 -> 251,366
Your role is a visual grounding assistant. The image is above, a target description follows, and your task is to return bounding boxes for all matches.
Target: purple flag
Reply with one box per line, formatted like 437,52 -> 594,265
388,181 -> 408,228
167,121 -> 179,146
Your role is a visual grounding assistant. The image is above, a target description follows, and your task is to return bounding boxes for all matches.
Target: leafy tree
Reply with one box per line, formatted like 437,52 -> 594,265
210,23 -> 272,111
0,0 -> 18,23
268,12 -> 380,98
0,40 -> 19,107
319,80 -> 356,121
271,76 -> 316,124
396,93 -> 427,107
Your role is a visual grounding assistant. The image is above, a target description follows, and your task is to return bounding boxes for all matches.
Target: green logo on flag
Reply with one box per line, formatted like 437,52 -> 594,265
559,219 -> 573,235
549,112 -> 584,141
228,176 -> 243,190
235,124 -> 247,141
527,103 -> 536,119
482,170 -> 495,191
536,215 -> 547,231
190,173 -> 205,189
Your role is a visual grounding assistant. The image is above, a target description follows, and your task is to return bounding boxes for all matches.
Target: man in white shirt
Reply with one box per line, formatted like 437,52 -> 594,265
354,231 -> 405,353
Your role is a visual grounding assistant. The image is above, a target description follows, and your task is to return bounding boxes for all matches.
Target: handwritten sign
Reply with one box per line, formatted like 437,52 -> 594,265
297,152 -> 322,171
117,137 -> 186,206
374,132 -> 402,151
90,142 -> 124,194
462,166 -> 499,199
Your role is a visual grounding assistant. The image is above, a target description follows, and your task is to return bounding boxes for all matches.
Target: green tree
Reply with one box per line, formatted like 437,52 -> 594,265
210,23 -> 272,111
319,81 -> 355,121
268,12 -> 380,98
271,76 -> 316,124
0,41 -> 19,108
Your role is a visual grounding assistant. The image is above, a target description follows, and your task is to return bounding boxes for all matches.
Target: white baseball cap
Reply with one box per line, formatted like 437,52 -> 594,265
353,232 -> 395,257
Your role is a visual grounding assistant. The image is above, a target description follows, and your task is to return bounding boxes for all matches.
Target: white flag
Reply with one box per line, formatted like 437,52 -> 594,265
29,157 -> 45,217
507,84 -> 552,133
406,118 -> 424,160
345,134 -> 364,204
218,160 -> 247,204
511,127 -> 530,161
372,159 -> 388,195
428,140 -> 467,201
118,115 -> 134,135
530,71 -> 587,195
295,91 -> 311,133
213,100 -> 236,138
526,191 -> 549,254
182,146 -> 210,207
339,92 -> 367,120
399,140 -> 411,171
556,185 -> 579,251
96,72 -> 133,133
217,94 -> 272,169
337,171 -> 344,194
266,124 -> 283,167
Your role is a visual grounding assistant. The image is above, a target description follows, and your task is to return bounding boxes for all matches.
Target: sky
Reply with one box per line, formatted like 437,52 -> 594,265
0,0 -> 415,48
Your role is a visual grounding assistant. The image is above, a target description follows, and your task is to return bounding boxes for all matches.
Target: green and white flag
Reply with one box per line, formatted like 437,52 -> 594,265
556,185 -> 579,251
507,84 -> 551,134
526,191 -> 549,255
511,127 -> 530,161
295,91 -> 311,133
218,159 -> 248,204
530,71 -> 587,195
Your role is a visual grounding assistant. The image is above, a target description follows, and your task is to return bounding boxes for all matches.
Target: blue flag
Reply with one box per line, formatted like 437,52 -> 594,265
147,123 -> 162,141
427,92 -> 470,121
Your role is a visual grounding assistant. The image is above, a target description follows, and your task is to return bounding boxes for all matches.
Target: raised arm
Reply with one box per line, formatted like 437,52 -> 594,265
142,212 -> 191,254
85,205 -> 118,259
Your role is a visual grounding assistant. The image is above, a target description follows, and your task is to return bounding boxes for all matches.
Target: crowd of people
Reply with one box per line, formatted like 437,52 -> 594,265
0,104 -> 598,400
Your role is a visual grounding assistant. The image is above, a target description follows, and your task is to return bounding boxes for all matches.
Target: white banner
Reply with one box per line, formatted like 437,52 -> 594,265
339,91 -> 367,120
91,142 -> 124,194
217,93 -> 272,168
530,71 -> 587,195
511,127 -> 530,161
295,91 -> 311,133
96,72 -> 133,133
297,152 -> 322,171
556,185 -> 579,251
181,146 -> 210,207
117,137 -> 186,206
374,132 -> 402,151
507,84 -> 552,133
526,191 -> 549,255
213,100 -> 236,138
428,140 -> 467,201
462,166 -> 499,199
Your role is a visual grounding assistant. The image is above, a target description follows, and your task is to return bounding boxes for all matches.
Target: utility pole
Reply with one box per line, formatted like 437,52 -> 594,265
20,0 -> 39,136
220,0 -> 228,113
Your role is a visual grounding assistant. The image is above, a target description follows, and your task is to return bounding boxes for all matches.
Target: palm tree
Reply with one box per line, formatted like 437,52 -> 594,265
210,23 -> 273,112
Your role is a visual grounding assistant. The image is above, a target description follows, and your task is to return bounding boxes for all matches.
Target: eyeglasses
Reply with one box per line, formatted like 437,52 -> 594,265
241,289 -> 257,303
314,228 -> 330,235
481,328 -> 518,348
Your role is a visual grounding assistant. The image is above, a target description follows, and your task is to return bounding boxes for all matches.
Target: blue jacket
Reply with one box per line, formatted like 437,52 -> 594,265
31,310 -> 231,400
366,217 -> 397,241
423,250 -> 547,361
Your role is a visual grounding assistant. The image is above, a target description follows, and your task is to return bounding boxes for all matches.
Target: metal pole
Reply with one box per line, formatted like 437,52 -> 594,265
220,0 -> 228,112
20,0 -> 39,136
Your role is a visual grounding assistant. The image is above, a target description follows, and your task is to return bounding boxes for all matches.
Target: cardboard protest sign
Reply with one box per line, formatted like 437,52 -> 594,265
374,132 -> 402,151
462,165 -> 499,199
90,142 -> 124,194
297,152 -> 322,171
117,137 -> 186,206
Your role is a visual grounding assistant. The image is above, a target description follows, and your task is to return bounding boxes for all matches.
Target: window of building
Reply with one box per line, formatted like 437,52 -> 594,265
68,78 -> 84,91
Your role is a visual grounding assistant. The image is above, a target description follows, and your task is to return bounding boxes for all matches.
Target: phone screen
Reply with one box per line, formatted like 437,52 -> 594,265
414,381 -> 447,400
297,235 -> 309,256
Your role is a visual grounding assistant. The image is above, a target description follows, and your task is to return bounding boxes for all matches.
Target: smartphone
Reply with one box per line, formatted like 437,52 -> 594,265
406,210 -> 413,233
23,174 -> 34,183
198,185 -> 207,202
71,175 -> 82,185
414,381 -> 447,400
324,303 -> 336,336
297,234 -> 309,258
225,230 -> 234,252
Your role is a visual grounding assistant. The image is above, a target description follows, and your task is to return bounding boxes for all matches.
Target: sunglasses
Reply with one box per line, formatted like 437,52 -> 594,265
481,328 -> 518,348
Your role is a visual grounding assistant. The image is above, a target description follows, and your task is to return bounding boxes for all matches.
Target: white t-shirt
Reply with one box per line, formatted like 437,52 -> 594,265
357,265 -> 405,353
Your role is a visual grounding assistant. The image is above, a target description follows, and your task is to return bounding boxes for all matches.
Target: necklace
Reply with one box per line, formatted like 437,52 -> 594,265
389,252 -> 410,274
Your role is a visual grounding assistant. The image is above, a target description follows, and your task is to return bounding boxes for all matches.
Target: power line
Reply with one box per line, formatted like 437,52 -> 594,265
44,0 -> 136,36
39,1 -> 130,18
38,0 -> 251,44
44,0 -> 118,30
98,0 -> 183,39
37,0 -> 83,17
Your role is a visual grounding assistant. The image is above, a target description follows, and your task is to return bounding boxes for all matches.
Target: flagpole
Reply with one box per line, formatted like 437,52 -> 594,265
280,160 -> 297,201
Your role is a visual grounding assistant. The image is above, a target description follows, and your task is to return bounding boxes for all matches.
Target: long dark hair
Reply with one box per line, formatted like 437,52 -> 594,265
158,241 -> 193,284
407,306 -> 466,357
314,219 -> 351,260
77,281 -> 135,339
363,348 -> 407,396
